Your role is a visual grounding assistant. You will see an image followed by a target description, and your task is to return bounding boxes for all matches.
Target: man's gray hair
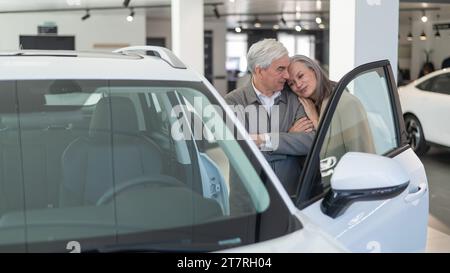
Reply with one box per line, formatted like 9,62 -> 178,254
247,39 -> 288,74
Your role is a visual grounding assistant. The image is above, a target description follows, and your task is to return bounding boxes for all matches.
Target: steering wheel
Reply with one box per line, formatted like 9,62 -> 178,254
96,174 -> 185,206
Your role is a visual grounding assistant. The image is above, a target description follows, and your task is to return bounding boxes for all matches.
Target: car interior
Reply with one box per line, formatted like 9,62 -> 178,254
0,79 -> 266,245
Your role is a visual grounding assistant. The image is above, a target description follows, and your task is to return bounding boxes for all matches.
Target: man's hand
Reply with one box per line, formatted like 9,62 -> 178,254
289,117 -> 314,133
250,134 -> 265,147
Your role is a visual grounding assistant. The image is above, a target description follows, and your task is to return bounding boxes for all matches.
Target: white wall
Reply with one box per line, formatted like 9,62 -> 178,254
0,11 -> 146,51
330,0 -> 399,82
146,17 -> 227,96
146,18 -> 172,48
205,18 -> 227,96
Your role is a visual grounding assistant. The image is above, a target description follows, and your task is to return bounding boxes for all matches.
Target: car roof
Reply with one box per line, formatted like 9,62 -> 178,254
0,49 -> 201,82
415,68 -> 450,83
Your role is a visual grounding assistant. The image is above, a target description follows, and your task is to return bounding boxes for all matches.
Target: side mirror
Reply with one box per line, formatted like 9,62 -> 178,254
321,152 -> 409,218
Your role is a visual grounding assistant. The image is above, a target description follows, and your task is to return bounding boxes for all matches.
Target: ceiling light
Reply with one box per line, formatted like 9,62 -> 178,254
66,0 -> 81,6
235,26 -> 242,33
318,23 -> 325,29
127,8 -> 135,22
421,10 -> 428,23
81,9 -> 90,21
254,17 -> 261,28
316,0 -> 322,10
273,24 -> 280,30
123,0 -> 131,8
295,24 -> 302,32
407,32 -> 413,41
435,29 -> 441,39
420,30 -> 427,41
315,16 -> 322,24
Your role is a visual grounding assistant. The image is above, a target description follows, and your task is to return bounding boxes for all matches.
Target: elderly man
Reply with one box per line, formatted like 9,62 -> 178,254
225,38 -> 315,196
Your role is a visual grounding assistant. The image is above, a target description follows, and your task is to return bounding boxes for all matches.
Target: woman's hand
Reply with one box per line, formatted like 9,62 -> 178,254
298,97 -> 319,129
289,117 -> 314,133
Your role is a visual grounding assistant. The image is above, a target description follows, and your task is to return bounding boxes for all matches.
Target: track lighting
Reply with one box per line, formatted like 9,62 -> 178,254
123,0 -> 130,8
213,5 -> 220,19
81,9 -> 90,21
280,15 -> 287,25
127,8 -> 135,22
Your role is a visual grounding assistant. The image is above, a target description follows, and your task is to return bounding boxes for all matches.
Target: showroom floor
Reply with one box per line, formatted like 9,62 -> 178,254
420,146 -> 450,252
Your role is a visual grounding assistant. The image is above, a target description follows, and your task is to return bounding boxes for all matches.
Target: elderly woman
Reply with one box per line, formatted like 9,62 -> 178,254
287,55 -> 375,159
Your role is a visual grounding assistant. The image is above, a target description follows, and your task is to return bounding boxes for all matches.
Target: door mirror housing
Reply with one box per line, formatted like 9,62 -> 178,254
321,152 -> 409,218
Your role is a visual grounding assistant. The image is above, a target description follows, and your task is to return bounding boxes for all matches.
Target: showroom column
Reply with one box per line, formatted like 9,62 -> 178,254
171,0 -> 204,75
329,0 -> 399,81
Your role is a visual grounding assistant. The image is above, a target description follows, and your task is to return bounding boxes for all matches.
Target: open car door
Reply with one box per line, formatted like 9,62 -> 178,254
297,60 -> 429,252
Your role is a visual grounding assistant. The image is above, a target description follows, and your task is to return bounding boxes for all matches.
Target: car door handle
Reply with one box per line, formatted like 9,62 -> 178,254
404,183 -> 427,203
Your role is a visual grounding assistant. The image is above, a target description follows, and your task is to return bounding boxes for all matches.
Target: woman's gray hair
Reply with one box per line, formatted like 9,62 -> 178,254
247,39 -> 288,74
289,55 -> 333,110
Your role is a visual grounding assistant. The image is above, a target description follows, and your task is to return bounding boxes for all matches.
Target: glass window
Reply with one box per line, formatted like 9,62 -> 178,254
416,78 -> 434,91
0,82 -> 26,252
0,80 -> 290,252
319,68 -> 398,187
430,73 -> 450,95
278,33 -> 315,58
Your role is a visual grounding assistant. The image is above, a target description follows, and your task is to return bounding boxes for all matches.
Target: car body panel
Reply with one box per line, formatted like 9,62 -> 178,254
302,148 -> 428,252
399,69 -> 450,147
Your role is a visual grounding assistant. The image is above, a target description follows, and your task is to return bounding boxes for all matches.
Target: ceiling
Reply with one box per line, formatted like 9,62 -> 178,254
0,0 -> 449,28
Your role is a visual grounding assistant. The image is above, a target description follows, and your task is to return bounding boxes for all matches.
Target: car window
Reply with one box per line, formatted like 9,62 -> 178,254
0,79 -> 294,252
416,77 -> 434,91
429,73 -> 450,95
319,67 -> 398,188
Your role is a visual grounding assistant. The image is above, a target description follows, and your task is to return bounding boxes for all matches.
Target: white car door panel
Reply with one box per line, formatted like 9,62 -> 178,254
302,149 -> 428,252
296,60 -> 429,252
419,92 -> 450,146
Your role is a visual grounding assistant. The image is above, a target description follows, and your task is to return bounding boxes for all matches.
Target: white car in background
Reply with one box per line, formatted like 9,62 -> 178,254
0,48 -> 428,253
399,68 -> 450,155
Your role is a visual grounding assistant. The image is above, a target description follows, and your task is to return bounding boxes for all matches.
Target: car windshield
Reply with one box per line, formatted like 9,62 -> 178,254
0,79 -> 287,252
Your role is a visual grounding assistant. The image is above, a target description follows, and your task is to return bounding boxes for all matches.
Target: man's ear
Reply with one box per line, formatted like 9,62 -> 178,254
254,66 -> 263,77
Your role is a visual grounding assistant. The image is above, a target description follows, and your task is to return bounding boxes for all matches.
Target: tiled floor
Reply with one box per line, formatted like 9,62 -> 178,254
426,226 -> 450,253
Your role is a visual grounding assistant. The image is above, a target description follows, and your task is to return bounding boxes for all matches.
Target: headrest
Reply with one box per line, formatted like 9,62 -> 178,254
89,97 -> 139,138
48,80 -> 82,94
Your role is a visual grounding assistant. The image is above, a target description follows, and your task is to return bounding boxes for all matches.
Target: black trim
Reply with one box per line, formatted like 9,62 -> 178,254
321,182 -> 409,219
384,144 -> 411,158
295,60 -> 403,207
385,64 -> 409,146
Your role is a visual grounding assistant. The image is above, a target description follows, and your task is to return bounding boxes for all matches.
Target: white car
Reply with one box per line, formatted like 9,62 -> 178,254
0,47 -> 428,253
399,68 -> 450,155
